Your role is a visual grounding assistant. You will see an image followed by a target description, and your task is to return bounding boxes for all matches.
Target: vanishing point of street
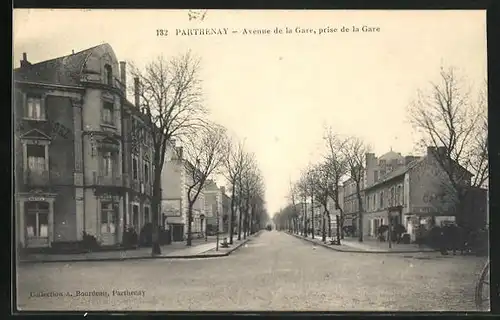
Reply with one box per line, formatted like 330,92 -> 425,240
18,231 -> 486,312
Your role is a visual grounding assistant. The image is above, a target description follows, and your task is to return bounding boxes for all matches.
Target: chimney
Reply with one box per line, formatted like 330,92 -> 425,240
405,156 -> 416,165
427,146 -> 437,156
134,77 -> 140,107
20,52 -> 31,68
437,146 -> 448,157
120,61 -> 127,89
220,186 -> 226,195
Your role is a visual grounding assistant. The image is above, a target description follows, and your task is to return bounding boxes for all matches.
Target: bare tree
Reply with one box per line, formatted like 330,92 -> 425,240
310,162 -> 332,242
305,165 -> 320,239
236,153 -> 260,240
183,124 -> 229,246
295,172 -> 309,237
288,179 -> 301,234
129,52 -> 206,255
223,139 -> 247,244
323,128 -> 348,239
248,172 -> 265,235
408,66 -> 488,227
341,136 -> 370,242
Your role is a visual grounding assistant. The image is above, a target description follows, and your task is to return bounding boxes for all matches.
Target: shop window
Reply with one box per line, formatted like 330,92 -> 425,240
25,201 -> 49,238
100,202 -> 116,234
132,205 -> 139,227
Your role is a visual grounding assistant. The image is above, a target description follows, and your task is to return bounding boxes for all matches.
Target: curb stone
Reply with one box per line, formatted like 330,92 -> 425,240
286,232 -> 439,254
18,231 -> 264,264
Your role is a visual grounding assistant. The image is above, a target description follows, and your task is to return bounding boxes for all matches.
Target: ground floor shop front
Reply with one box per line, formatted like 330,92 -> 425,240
16,187 -> 156,249
362,209 -> 457,242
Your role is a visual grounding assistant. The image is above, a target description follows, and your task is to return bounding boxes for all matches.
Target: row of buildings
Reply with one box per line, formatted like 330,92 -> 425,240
293,148 -> 487,242
14,43 -> 233,249
341,148 -> 488,241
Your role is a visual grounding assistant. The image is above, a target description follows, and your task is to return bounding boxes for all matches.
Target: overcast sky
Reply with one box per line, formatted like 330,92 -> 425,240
13,9 -> 487,216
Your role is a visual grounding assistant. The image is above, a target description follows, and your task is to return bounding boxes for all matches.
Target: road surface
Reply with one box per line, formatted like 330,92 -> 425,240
17,230 -> 487,311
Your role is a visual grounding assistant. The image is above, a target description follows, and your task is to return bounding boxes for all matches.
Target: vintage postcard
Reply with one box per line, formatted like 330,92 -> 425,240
13,9 -> 489,312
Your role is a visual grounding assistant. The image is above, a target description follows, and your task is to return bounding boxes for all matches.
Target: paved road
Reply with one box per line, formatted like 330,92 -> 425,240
17,230 -> 487,312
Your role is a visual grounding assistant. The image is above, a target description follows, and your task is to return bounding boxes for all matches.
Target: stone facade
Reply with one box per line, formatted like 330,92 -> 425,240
161,146 -> 206,240
14,44 -> 154,249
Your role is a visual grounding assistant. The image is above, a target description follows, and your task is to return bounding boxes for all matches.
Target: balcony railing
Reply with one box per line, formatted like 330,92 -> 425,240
93,172 -> 122,187
24,170 -> 50,186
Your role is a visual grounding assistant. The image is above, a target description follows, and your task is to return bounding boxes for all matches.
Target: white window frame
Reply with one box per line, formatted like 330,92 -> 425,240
101,151 -> 114,177
101,101 -> 115,126
100,202 -> 116,234
25,95 -> 46,121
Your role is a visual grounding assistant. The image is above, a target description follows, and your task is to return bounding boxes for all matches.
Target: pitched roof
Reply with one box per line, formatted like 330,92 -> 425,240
379,150 -> 403,161
14,43 -> 112,86
365,158 -> 423,191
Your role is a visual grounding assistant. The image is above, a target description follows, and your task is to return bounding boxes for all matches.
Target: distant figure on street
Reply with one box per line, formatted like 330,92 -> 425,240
440,224 -> 452,255
415,224 -> 426,248
451,225 -> 466,255
394,224 -> 406,244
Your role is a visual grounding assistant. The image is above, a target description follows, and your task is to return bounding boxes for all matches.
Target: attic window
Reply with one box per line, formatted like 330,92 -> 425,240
104,64 -> 113,85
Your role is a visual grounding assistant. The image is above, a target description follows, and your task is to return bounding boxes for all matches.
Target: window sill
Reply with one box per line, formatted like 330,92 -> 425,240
22,117 -> 47,122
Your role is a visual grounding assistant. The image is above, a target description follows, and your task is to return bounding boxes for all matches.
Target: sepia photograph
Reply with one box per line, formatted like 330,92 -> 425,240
13,9 -> 488,312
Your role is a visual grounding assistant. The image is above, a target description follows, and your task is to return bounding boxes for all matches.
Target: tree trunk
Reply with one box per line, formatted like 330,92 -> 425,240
186,203 -> 193,246
311,195 -> 315,239
327,213 -> 332,238
238,205 -> 243,240
151,173 -> 162,255
357,190 -> 364,242
339,210 -> 345,240
229,199 -> 235,244
322,208 -> 328,242
303,197 -> 307,237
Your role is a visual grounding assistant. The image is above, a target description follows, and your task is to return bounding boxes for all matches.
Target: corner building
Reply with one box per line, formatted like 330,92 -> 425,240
14,43 -> 152,248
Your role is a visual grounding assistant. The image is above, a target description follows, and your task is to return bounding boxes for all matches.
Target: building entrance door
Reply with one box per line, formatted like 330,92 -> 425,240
25,201 -> 50,247
100,202 -> 118,246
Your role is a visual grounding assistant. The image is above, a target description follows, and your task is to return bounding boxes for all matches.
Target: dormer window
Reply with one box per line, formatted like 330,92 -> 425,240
104,64 -> 113,86
25,96 -> 45,120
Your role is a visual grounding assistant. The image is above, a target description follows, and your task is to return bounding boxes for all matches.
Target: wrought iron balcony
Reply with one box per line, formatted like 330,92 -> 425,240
24,170 -> 50,186
93,172 -> 122,187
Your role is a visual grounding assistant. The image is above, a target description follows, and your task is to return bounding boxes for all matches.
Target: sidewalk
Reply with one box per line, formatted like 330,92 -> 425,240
18,232 -> 262,264
19,235 -> 229,264
341,237 -> 437,253
286,232 -> 437,254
